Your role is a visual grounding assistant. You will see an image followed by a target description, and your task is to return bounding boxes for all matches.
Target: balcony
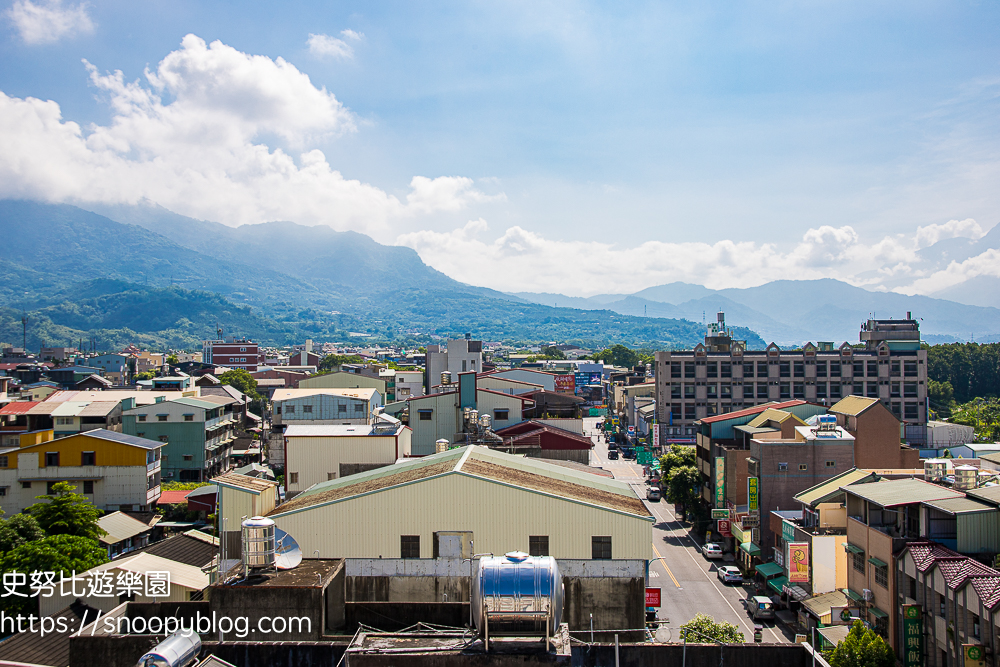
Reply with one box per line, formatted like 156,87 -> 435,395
146,485 -> 161,504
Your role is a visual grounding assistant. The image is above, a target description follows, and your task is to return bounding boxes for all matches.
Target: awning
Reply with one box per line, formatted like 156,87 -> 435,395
767,576 -> 789,593
844,543 -> 864,554
740,542 -> 761,555
844,588 -> 864,602
869,607 -> 889,619
756,562 -> 784,578
867,556 -> 887,568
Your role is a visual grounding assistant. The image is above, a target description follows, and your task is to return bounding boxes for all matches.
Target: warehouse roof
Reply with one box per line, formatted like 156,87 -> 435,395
131,529 -> 219,568
97,511 -> 152,545
88,552 -> 209,591
697,400 -> 811,424
844,478 -> 963,507
966,485 -> 1000,506
270,445 -> 651,519
923,497 -> 995,515
272,387 -> 379,401
828,396 -> 880,417
284,424 -> 402,437
793,468 -> 881,507
213,472 -> 278,494
748,409 -> 806,428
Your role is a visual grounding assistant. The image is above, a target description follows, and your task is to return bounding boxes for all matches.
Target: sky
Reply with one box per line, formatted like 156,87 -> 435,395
1,1 -> 999,296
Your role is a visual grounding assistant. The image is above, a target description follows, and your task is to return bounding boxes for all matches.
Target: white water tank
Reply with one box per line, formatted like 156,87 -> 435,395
954,465 -> 977,491
136,632 -> 201,667
436,439 -> 449,453
924,459 -> 948,482
241,516 -> 276,569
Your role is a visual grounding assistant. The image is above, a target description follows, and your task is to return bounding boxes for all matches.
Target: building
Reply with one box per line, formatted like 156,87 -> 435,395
271,388 -> 382,428
202,336 -> 264,372
476,374 -> 543,396
391,369 -> 423,401
828,395 -> 920,469
88,353 -> 132,384
121,396 -> 238,482
46,365 -> 105,388
283,419 -> 412,497
524,390 -> 586,419
0,428 -> 162,513
298,370 -> 387,396
493,420 -> 594,463
424,335 -> 483,393
486,368 -> 557,392
40,346 -> 79,362
97,510 -> 154,558
265,444 -> 653,561
654,312 -> 929,444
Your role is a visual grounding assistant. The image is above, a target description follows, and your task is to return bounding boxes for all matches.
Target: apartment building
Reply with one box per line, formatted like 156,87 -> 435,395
425,335 -> 483,393
654,313 -> 929,444
202,336 -> 264,372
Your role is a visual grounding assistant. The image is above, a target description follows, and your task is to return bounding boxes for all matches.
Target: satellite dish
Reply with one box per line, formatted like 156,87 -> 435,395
274,527 -> 303,570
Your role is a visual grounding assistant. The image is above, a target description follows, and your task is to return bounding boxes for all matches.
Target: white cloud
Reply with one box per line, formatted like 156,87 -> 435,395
895,249 -> 1000,296
0,35 -> 495,231
340,29 -> 364,41
5,0 -> 94,44
914,218 -> 985,249
307,33 -> 354,60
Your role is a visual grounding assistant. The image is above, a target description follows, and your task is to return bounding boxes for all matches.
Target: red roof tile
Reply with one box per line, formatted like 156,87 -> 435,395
156,490 -> 192,505
0,401 -> 38,414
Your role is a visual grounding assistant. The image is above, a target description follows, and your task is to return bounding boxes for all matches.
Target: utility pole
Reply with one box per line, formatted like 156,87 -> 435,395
21,313 -> 27,350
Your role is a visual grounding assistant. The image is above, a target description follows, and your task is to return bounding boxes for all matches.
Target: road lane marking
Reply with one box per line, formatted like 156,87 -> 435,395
651,542 -> 682,589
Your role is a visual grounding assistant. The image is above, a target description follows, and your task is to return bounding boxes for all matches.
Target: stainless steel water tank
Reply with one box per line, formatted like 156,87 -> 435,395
241,516 -> 276,569
472,551 -> 563,638
136,632 -> 201,667
441,371 -> 452,385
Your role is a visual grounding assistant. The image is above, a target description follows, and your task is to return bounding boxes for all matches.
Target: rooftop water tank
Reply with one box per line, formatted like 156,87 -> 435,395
954,465 -> 977,491
441,371 -> 452,385
136,632 -> 201,667
479,413 -> 492,429
241,516 -> 276,570
436,438 -> 449,453
472,551 -> 563,648
924,459 -> 949,483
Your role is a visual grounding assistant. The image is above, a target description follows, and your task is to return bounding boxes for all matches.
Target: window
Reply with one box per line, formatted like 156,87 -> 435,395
529,536 -> 549,557
684,362 -> 695,378
799,463 -> 808,471
337,404 -> 347,414
707,362 -> 718,378
182,455 -> 194,461
852,550 -> 866,573
183,414 -> 194,422
303,405 -> 314,413
240,347 -> 246,352
779,383 -> 790,399
824,460 -> 836,469
830,361 -> 841,377
794,361 -> 804,377
494,409 -> 509,421
81,452 -> 96,466
46,481 -> 59,494
757,383 -> 768,399
684,384 -> 695,398
401,535 -> 421,559
890,382 -> 900,398
44,452 -> 59,467
158,435 -> 169,443
592,536 -> 612,560
670,404 -> 681,419
891,402 -> 901,418
21,481 -> 30,489
418,409 -> 433,421
973,614 -> 980,639
0,456 -> 7,468
355,403 -> 365,413
904,360 -> 918,377
671,362 -> 681,378
793,383 -> 805,399
757,361 -> 768,377
779,361 -> 790,377
939,594 -> 946,618
853,382 -> 863,395
904,403 -> 918,420
743,384 -> 754,399
285,405 -> 295,414
744,363 -> 755,378
778,462 -> 788,471
684,404 -> 696,420
671,385 -> 681,399
138,414 -> 147,422
721,385 -> 731,399
830,383 -> 842,399
707,384 -> 718,398
867,360 -> 878,376
890,360 -> 901,377
853,361 -> 864,376
136,432 -> 144,438
874,564 -> 888,588
904,382 -> 918,398
0,487 -> 6,497
83,480 -> 94,494
288,472 -> 299,484
721,362 -> 731,378
816,361 -> 827,377
157,415 -> 167,422
327,473 -> 337,481
867,382 -> 879,398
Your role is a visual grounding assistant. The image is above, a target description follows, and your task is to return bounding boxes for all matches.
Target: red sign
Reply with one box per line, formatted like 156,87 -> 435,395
717,519 -> 732,537
645,587 -> 661,607
554,374 -> 575,393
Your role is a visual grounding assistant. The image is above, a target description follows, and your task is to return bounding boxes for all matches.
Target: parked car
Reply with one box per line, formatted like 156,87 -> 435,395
607,449 -> 619,460
716,566 -> 742,584
646,487 -> 661,502
701,543 -> 724,559
747,595 -> 775,621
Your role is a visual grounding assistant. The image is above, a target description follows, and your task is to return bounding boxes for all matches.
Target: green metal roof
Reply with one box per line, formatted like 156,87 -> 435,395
844,478 -> 964,508
756,562 -> 784,577
767,576 -> 789,593
845,543 -> 864,554
966,485 -> 1000,506
869,607 -> 889,619
867,556 -> 888,568
924,497 -> 995,514
794,468 -> 882,508
844,588 -> 864,602
740,542 -> 761,555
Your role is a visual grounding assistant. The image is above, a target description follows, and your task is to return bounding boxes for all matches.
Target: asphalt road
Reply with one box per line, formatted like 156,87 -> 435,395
581,418 -> 791,643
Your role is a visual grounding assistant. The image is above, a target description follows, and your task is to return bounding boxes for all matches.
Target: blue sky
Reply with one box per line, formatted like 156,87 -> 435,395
1,1 -> 999,295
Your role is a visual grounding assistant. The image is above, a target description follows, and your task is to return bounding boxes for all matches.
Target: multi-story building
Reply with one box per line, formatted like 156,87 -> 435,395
121,396 -> 238,482
654,312 -> 929,444
270,388 -> 382,428
202,336 -> 264,372
40,347 -> 79,362
828,395 -> 920,469
88,353 -> 132,384
0,428 -> 162,513
424,335 -> 483,393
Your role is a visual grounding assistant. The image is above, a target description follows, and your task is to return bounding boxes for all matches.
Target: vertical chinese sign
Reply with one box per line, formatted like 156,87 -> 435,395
902,604 -> 923,667
747,477 -> 759,512
715,456 -> 726,508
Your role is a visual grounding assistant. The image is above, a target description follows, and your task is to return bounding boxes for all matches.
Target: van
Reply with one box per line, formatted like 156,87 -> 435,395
748,596 -> 775,621
607,449 -> 619,460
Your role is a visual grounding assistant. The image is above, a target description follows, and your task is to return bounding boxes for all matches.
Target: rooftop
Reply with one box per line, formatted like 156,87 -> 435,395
845,478 -> 964,508
747,408 -> 806,428
271,387 -> 379,401
829,395 -> 881,417
923,496 -> 996,515
697,400 -> 810,425
130,529 -> 219,568
793,468 -> 882,507
212,471 -> 279,494
283,424 -> 402,437
97,511 -> 152,545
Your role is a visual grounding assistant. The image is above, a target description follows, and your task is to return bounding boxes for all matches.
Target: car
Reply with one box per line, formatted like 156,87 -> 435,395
716,566 -> 742,584
747,595 -> 775,621
701,543 -> 724,559
607,449 -> 619,460
646,487 -> 661,502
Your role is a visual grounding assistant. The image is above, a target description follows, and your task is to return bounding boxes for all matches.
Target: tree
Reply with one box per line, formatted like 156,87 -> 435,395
594,344 -> 640,369
318,354 -> 364,372
0,512 -> 45,552
679,613 -> 744,643
136,371 -> 156,381
166,353 -> 179,365
217,368 -> 261,401
950,397 -> 1000,443
26,482 -> 104,540
826,620 -> 894,667
541,346 -> 565,359
1,534 -> 108,615
665,465 -> 701,508
659,444 -> 696,479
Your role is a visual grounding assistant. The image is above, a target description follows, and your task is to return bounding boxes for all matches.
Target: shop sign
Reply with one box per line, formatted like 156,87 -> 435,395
715,457 -> 726,508
903,605 -> 923,667
717,519 -> 732,537
782,520 -> 796,543
747,477 -> 759,511
711,509 -> 729,520
788,543 -> 809,583
645,588 -> 661,607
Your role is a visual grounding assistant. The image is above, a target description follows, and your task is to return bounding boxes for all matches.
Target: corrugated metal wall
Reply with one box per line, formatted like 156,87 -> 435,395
957,511 -> 1000,554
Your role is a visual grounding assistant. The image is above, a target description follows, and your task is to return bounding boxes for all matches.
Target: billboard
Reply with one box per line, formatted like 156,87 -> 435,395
645,588 -> 661,607
652,425 -> 660,449
788,543 -> 810,583
747,477 -> 759,512
554,374 -> 575,393
715,457 -> 726,508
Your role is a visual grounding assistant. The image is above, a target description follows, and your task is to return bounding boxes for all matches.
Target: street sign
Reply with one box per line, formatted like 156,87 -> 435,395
965,645 -> 985,667
747,477 -> 759,512
645,587 -> 661,607
741,514 -> 759,528
711,509 -> 729,520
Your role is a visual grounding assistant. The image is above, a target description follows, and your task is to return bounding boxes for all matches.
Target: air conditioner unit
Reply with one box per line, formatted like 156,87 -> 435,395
862,589 -> 873,601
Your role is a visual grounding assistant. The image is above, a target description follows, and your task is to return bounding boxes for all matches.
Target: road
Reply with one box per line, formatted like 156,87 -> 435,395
581,418 -> 791,643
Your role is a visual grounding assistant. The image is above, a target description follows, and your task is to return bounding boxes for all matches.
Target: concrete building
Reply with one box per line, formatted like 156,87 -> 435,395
391,369 -> 423,400
425,336 -> 483,393
0,428 -> 162,513
298,370 -> 387,396
487,368 -> 557,392
271,388 -> 382,427
828,395 -> 920,469
654,312 -> 930,445
121,396 -> 238,482
476,374 -> 543,396
202,336 -> 264,372
283,420 -> 412,497
87,353 -> 132,384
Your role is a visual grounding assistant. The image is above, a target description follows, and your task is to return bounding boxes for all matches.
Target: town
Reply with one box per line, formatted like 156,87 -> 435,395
0,311 -> 995,667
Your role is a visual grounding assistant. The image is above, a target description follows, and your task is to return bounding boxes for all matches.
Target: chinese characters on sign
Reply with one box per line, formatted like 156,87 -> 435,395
715,457 -> 726,508
902,605 -> 923,667
717,520 -> 732,537
747,477 -> 759,512
788,543 -> 810,583
2,571 -> 172,599
645,588 -> 661,607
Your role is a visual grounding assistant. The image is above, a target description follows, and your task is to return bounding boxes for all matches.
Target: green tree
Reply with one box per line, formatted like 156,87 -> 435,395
927,378 -> 956,418
594,344 -> 640,368
0,512 -> 45,552
166,353 -> 179,365
318,354 -> 364,372
136,371 -> 156,381
950,397 -> 1000,443
161,481 -> 213,491
1,535 -> 108,615
658,444 -> 696,479
541,346 -> 565,359
679,613 -> 745,643
826,620 -> 894,667
217,368 -> 261,401
665,465 -> 701,507
26,482 -> 104,540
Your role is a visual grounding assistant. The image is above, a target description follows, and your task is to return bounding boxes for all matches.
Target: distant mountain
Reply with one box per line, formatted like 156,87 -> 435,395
0,200 -> 739,349
510,277 -> 1000,345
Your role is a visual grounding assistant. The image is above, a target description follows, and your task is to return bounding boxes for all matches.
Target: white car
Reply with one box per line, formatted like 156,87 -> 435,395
717,566 -> 742,584
701,543 -> 724,560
